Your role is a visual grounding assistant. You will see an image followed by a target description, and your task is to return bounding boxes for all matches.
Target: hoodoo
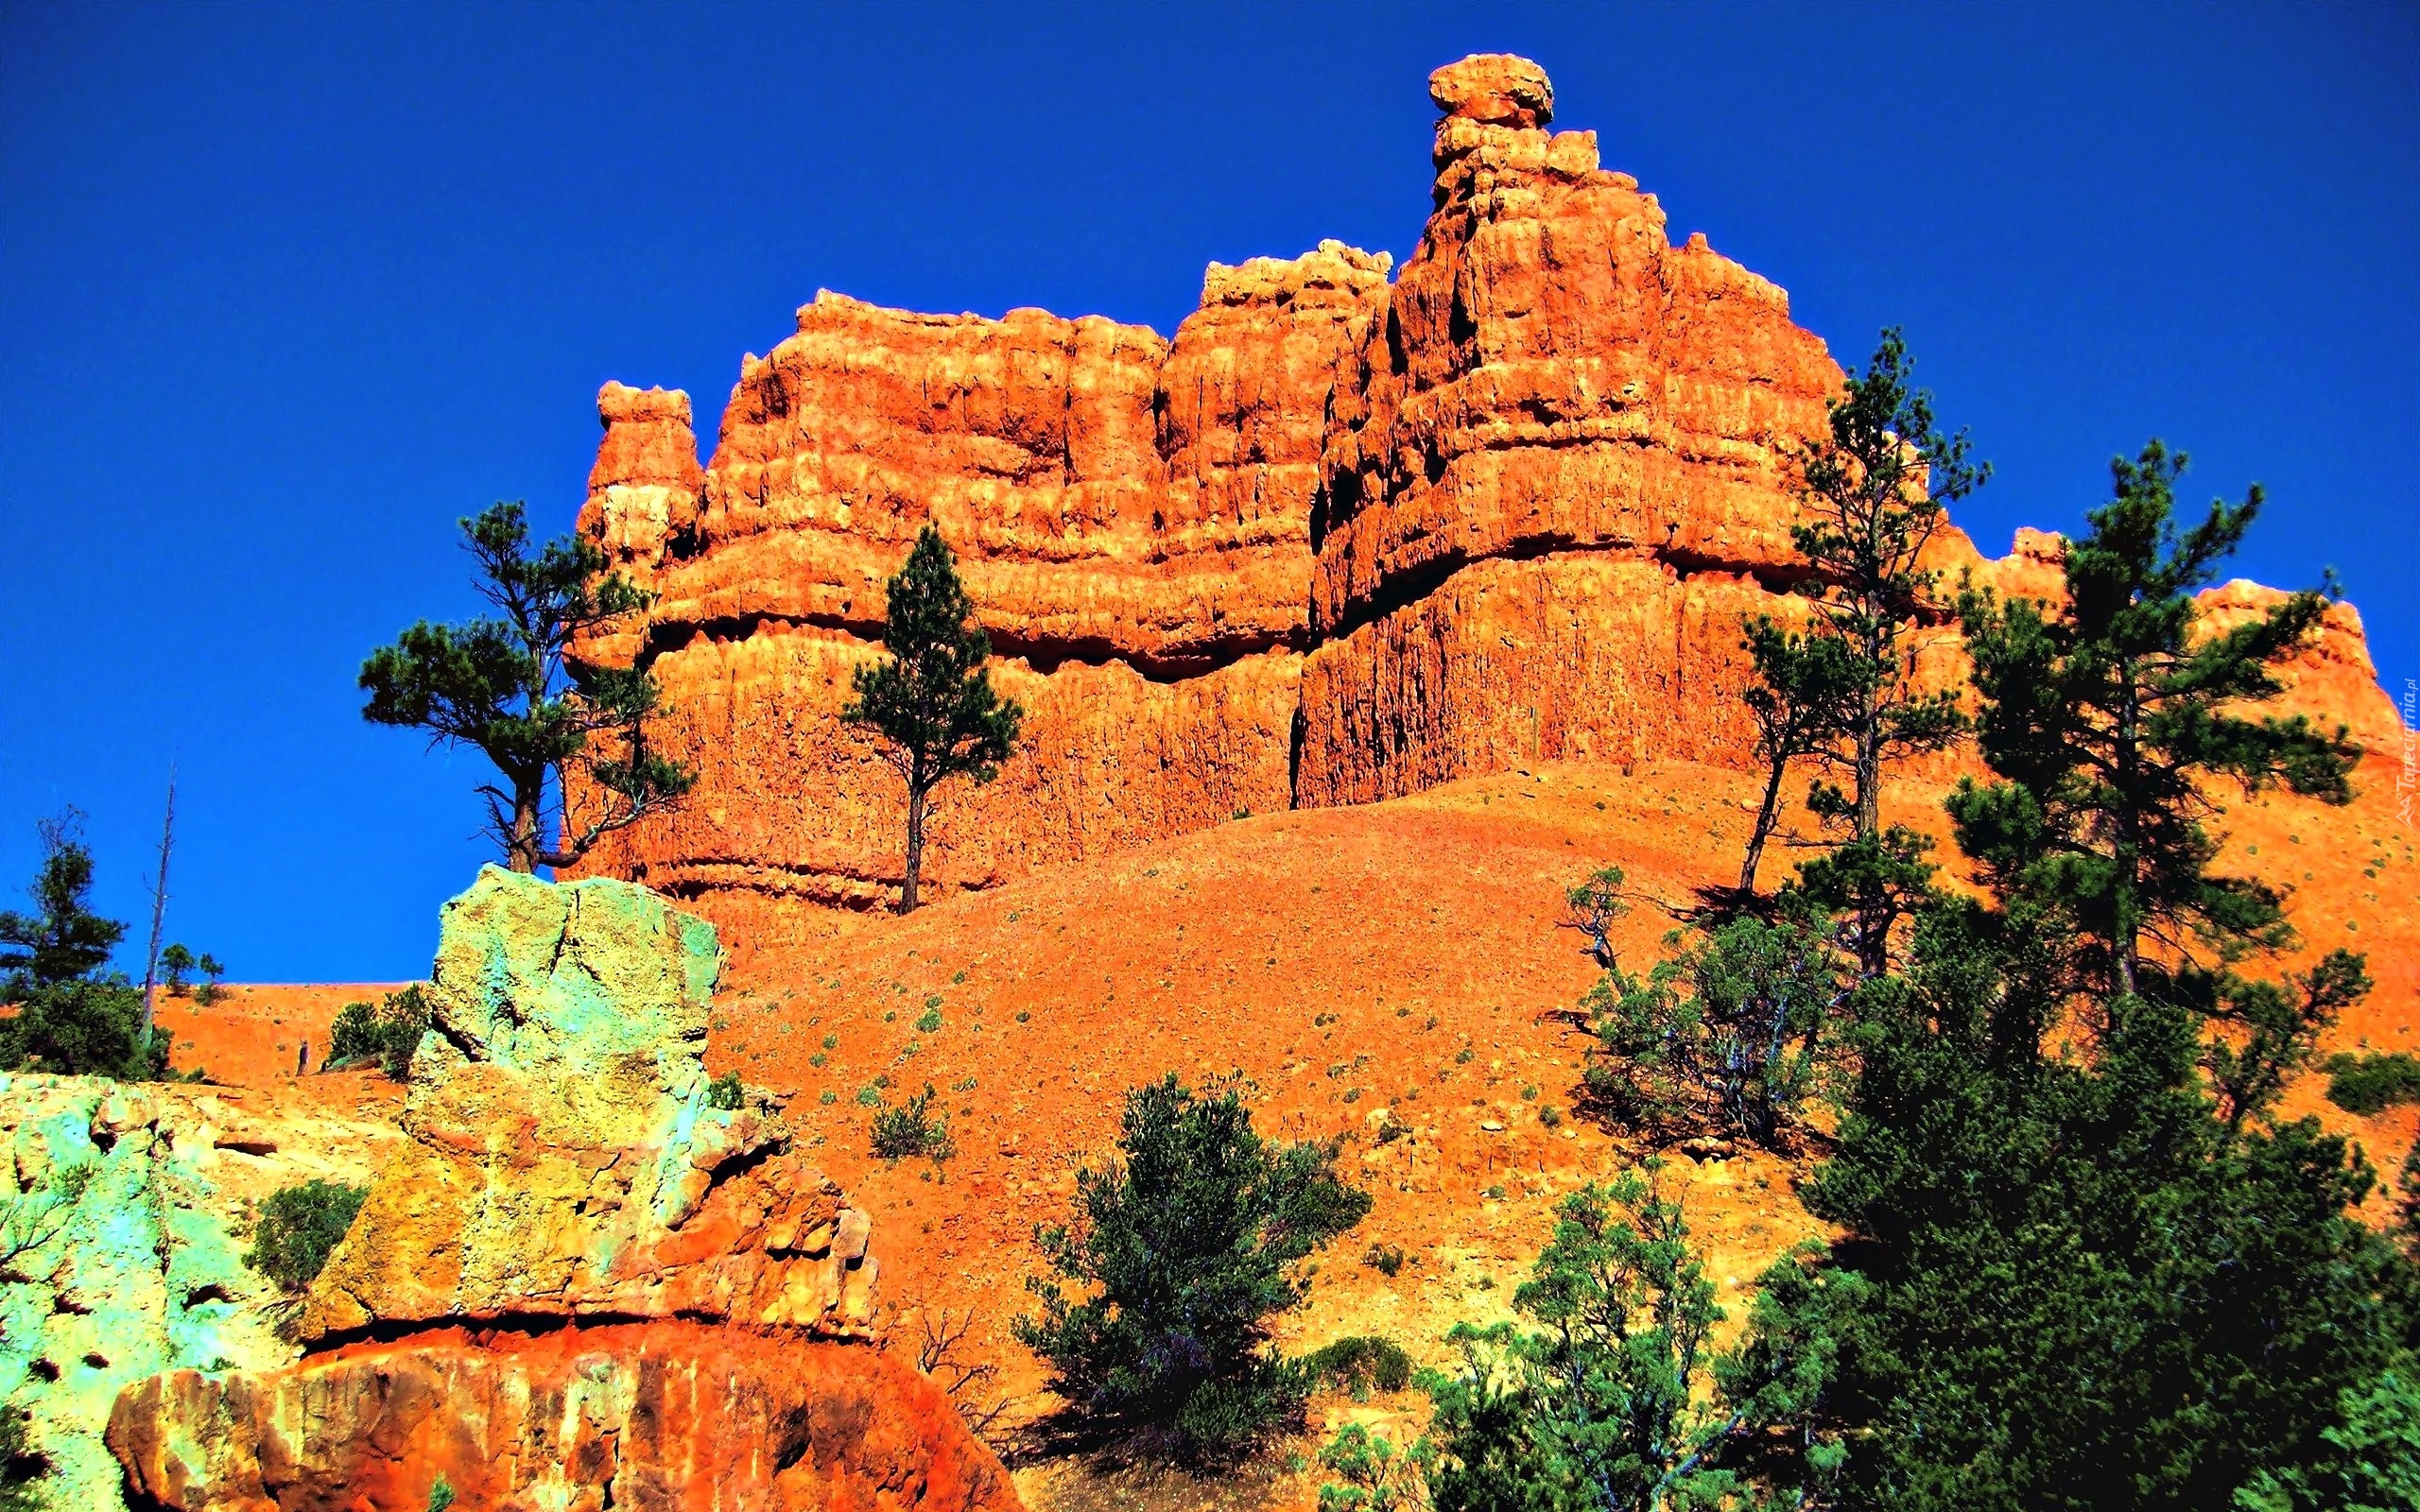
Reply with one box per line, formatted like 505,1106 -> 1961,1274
569,53 -> 2397,963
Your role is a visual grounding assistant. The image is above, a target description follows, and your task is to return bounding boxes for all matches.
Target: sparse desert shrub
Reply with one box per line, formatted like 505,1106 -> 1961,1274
1305,1334 -> 1412,1398
1561,865 -> 1629,971
908,1302 -> 1016,1440
0,1161 -> 97,1274
1583,915 -> 1843,1149
1363,1243 -> 1406,1277
871,1084 -> 951,1160
245,1178 -> 369,1292
915,1007 -> 943,1032
705,1071 -> 743,1109
2323,1052 -> 2420,1116
1318,1422 -> 1435,1512
1016,1073 -> 1372,1459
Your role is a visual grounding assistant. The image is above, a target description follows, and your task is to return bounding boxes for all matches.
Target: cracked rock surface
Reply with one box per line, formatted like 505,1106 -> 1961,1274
108,868 -> 1019,1512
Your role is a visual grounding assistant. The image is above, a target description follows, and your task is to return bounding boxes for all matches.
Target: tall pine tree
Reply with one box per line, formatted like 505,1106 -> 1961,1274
1782,443 -> 2406,1509
1739,332 -> 1983,974
844,527 -> 1023,913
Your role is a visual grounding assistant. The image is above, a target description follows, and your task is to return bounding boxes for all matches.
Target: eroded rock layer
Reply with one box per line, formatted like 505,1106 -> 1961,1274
110,869 -> 1020,1512
576,245 -> 1389,954
110,1325 -> 1013,1512
574,52 -> 2400,949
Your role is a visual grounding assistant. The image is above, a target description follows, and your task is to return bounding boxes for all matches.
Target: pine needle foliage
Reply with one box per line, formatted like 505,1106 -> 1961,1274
842,527 -> 1022,913
360,501 -> 693,873
1781,447 -> 2409,1508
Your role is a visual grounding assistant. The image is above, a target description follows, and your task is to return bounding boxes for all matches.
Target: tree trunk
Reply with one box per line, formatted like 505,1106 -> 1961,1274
901,783 -> 926,914
1854,717 -> 1881,841
140,766 -> 177,1053
1738,752 -> 1789,896
509,779 -> 544,874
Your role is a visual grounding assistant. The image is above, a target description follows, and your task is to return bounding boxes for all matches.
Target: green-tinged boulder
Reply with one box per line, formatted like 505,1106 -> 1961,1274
422,862 -> 720,1098
0,1076 -> 396,1512
297,867 -> 875,1343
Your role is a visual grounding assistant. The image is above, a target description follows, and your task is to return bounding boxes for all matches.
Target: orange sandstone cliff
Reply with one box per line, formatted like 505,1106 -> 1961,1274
573,54 -> 2399,961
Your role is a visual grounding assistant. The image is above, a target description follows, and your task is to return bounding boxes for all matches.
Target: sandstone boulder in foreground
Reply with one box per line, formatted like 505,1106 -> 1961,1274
0,1078 -> 394,1512
109,867 -> 1021,1512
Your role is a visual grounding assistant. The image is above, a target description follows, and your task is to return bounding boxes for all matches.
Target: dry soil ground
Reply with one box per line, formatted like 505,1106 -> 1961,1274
185,753 -> 2419,1511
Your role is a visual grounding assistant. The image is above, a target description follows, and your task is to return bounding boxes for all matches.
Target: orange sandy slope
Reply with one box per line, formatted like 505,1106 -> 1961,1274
201,753 -> 2415,1501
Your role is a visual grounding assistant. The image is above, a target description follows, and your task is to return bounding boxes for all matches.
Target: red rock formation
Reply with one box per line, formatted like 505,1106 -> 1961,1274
570,53 -> 2400,952
110,1324 -> 1016,1512
574,246 -> 1388,957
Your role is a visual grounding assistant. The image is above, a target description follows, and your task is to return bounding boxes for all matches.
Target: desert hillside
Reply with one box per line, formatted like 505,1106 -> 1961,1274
182,747 -> 2418,1507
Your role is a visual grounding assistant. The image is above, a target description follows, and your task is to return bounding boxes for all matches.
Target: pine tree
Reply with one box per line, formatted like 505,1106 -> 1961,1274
1950,440 -> 2359,1005
1740,332 -> 1983,972
843,527 -> 1022,913
0,809 -> 125,988
1777,446 -> 2406,1508
1016,1074 -> 1370,1458
1737,624 -> 1860,896
0,810 -> 161,1078
360,501 -> 693,873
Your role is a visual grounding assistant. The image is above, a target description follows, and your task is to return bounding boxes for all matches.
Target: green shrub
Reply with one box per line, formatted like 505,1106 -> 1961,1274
1016,1073 -> 1372,1459
705,1072 -> 744,1109
1362,1243 -> 1406,1278
245,1178 -> 370,1292
1582,915 -> 1842,1148
2323,1052 -> 2420,1116
871,1084 -> 950,1160
328,985 -> 430,1081
2,977 -> 163,1080
1423,1173 -> 1850,1510
1317,1422 -> 1434,1512
915,1007 -> 943,1033
1304,1334 -> 1412,1398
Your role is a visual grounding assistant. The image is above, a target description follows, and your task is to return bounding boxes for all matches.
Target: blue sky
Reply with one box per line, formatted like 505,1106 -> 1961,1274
2,1 -> 2412,982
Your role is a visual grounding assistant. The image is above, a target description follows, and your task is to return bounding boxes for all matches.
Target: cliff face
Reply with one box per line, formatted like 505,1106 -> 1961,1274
578,247 -> 1389,945
108,869 -> 1020,1512
574,54 -> 2399,956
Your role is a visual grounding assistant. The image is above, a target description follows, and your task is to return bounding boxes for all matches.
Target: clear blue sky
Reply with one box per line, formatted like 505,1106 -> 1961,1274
3,2 -> 2412,982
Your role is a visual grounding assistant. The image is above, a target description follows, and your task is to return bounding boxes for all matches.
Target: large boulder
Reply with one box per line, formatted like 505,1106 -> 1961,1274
299,866 -> 878,1342
109,868 -> 1019,1512
0,1077 -> 395,1512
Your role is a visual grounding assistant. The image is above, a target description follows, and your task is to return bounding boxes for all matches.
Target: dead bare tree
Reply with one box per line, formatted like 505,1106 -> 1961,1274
907,1303 -> 1019,1442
